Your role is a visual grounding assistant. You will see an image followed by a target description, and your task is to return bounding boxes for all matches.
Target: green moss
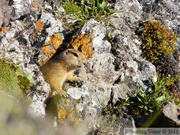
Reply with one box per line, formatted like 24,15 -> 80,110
139,20 -> 177,63
0,60 -> 24,99
62,1 -> 82,14
0,59 -> 34,100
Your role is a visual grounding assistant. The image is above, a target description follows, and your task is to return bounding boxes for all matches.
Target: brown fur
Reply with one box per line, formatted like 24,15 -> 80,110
40,49 -> 86,97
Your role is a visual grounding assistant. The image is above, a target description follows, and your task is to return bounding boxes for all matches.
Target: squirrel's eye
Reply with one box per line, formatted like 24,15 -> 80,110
72,52 -> 78,57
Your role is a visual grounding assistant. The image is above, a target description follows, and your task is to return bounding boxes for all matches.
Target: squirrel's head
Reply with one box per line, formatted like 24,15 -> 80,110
60,49 -> 87,68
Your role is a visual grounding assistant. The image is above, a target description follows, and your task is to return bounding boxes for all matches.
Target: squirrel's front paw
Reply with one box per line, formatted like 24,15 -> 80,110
58,89 -> 68,97
50,90 -> 68,98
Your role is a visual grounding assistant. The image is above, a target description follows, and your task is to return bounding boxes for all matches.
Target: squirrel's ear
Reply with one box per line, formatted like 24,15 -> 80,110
66,49 -> 72,53
65,49 -> 70,55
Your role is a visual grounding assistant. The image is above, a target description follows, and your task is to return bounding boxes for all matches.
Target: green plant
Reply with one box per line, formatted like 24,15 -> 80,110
62,1 -> 82,14
138,20 -> 177,63
136,89 -> 155,115
62,0 -> 114,28
138,76 -> 179,114
80,0 -> 113,20
126,76 -> 180,117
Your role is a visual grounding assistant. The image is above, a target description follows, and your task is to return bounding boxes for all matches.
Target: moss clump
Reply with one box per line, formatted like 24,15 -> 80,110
138,20 -> 177,63
62,1 -> 82,14
0,59 -> 33,99
0,60 -> 24,99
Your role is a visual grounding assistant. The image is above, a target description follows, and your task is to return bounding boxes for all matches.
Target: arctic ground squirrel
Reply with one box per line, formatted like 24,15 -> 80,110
40,49 -> 87,97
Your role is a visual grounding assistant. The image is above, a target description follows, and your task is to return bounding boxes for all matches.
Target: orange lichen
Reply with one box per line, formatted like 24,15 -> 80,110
39,33 -> 63,66
31,3 -> 38,8
131,71 -> 137,75
0,27 -> 8,33
50,34 -> 63,49
57,98 -> 79,125
58,108 -> 79,125
36,20 -> 44,31
58,108 -> 69,123
69,32 -> 94,58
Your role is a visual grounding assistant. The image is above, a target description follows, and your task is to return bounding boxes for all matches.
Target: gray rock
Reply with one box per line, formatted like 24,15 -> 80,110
139,0 -> 180,35
0,0 -> 12,26
65,18 -> 141,133
88,113 -> 136,135
163,102 -> 180,125
110,33 -> 156,91
114,0 -> 142,29
40,12 -> 66,36
11,0 -> 32,20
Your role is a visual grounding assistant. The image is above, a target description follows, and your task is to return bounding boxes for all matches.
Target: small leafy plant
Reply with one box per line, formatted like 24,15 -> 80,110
80,0 -> 113,20
62,0 -> 114,28
137,20 -> 177,63
127,76 -> 180,117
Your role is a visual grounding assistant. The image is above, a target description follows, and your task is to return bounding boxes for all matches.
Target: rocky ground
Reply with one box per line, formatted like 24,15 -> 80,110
0,0 -> 180,135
